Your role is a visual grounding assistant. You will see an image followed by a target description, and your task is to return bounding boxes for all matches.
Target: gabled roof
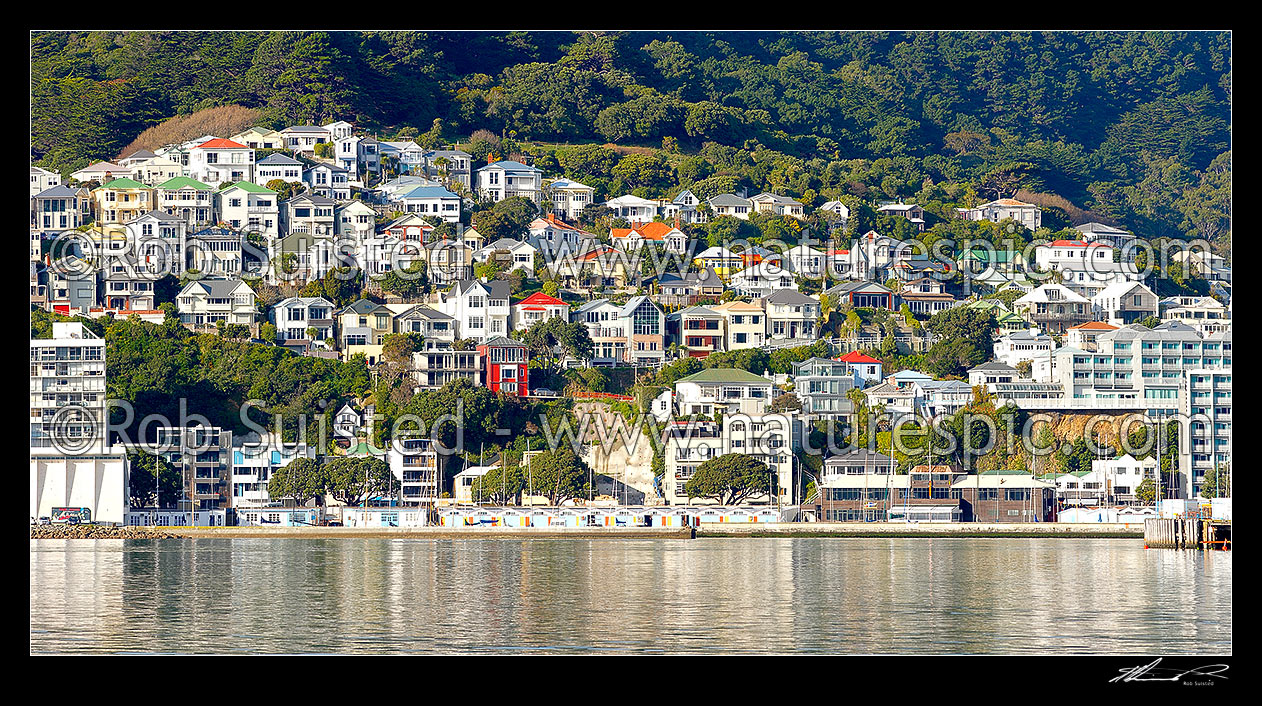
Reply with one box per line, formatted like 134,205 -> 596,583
194,138 -> 249,150
480,336 -> 526,348
968,360 -> 1017,373
96,177 -> 149,190
179,278 -> 254,298
121,149 -> 157,160
128,210 -> 184,224
221,181 -> 276,194
707,193 -> 751,207
516,292 -> 567,307
257,154 -> 304,166
34,185 -> 81,199
341,298 -> 391,315
478,160 -> 539,172
617,295 -> 657,318
307,162 -> 348,174
839,351 -> 882,365
763,289 -> 817,305
156,176 -> 212,191
1068,321 -> 1120,331
400,186 -> 459,199
676,368 -> 770,385
451,278 -> 511,300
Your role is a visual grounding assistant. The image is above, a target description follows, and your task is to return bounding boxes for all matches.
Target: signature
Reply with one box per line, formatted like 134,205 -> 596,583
1110,658 -> 1229,683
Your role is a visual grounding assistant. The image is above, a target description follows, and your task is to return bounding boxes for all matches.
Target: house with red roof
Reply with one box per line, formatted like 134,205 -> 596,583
512,291 -> 569,331
1033,239 -> 1114,270
838,351 -> 883,385
188,138 -> 255,186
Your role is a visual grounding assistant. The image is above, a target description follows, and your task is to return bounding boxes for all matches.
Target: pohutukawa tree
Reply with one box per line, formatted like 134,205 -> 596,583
684,453 -> 775,505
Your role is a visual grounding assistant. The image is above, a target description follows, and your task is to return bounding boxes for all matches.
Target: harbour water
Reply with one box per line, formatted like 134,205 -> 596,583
30,537 -> 1231,654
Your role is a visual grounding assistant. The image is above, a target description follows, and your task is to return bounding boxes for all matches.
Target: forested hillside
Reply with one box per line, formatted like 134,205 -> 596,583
30,31 -> 1230,244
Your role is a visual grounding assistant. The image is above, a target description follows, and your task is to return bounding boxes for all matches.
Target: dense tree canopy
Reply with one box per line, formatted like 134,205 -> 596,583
32,31 -> 1229,251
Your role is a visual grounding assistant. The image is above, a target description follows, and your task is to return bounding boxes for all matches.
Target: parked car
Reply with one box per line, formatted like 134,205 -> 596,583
38,517 -> 52,525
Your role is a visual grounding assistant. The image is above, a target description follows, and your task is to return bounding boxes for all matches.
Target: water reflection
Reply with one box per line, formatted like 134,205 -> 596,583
30,538 -> 1231,655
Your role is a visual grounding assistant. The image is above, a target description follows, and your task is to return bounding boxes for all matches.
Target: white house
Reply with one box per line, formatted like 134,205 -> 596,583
432,278 -> 512,340
545,178 -> 596,221
31,165 -> 61,197
528,214 -> 596,258
1091,281 -> 1159,326
270,296 -> 336,352
176,279 -> 256,329
155,176 -> 216,227
280,125 -> 332,154
673,368 -> 774,416
395,185 -> 462,223
729,260 -> 797,298
255,154 -> 304,184
475,238 -> 538,276
761,289 -> 819,341
511,291 -> 569,331
217,181 -> 279,239
957,198 -> 1042,230
477,160 -> 543,204
707,193 -> 752,219
187,138 -> 255,186
748,193 -> 805,219
303,163 -> 351,201
323,120 -> 355,140
604,194 -> 661,221
993,328 -> 1055,367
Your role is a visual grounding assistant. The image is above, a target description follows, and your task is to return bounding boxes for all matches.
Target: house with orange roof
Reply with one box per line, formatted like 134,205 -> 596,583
956,198 -> 1042,230
1065,321 -> 1120,352
188,138 -> 255,186
610,220 -> 689,254
512,291 -> 570,331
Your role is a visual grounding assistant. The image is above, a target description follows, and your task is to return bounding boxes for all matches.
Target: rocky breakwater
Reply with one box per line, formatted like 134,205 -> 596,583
31,524 -> 182,539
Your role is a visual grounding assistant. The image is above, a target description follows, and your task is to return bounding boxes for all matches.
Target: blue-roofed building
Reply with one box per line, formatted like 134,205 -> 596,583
396,185 -> 462,223
476,160 -> 543,204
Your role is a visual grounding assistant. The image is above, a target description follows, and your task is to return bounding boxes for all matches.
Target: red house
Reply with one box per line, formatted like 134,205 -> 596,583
477,336 -> 529,397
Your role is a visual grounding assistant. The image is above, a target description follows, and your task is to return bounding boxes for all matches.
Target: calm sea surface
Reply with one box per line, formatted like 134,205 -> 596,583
30,537 -> 1231,654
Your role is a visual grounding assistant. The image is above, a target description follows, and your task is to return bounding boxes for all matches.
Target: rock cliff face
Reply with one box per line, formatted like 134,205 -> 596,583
575,402 -> 661,504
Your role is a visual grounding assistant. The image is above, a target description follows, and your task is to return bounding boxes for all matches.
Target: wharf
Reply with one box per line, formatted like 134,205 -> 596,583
1143,518 -> 1232,550
697,522 -> 1144,538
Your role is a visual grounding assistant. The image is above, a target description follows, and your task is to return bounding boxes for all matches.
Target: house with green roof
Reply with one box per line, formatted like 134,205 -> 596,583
92,178 -> 154,224
155,176 -> 215,227
965,298 -> 1029,335
217,181 -> 279,238
674,367 -> 775,416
